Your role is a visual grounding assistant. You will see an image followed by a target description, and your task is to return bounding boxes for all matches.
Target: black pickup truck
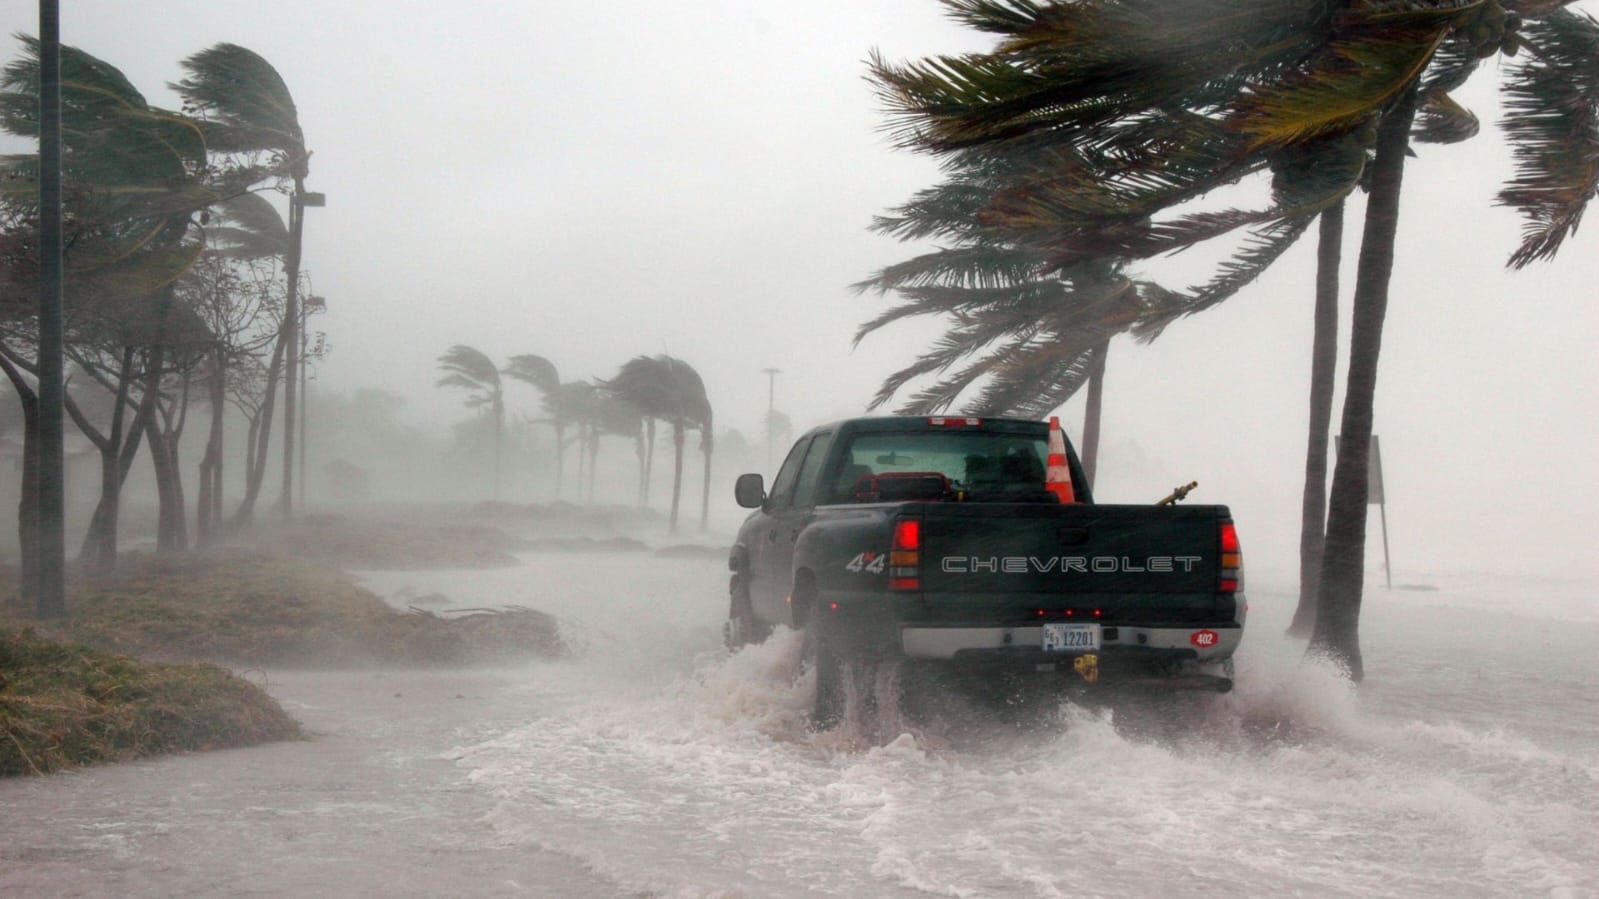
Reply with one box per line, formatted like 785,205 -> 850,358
727,416 -> 1244,723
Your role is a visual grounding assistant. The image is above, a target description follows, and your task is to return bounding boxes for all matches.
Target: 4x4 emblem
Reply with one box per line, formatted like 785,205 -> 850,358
845,551 -> 886,574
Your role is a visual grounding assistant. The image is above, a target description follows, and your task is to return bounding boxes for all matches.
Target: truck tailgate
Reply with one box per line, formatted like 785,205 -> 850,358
916,503 -> 1226,596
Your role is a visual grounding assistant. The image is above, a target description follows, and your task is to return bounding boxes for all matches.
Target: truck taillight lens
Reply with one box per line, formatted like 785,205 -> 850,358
1219,521 -> 1242,593
889,517 -> 920,591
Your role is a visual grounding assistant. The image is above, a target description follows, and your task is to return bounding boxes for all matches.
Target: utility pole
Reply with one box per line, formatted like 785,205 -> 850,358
279,188 -> 323,519
297,296 -> 325,508
762,367 -> 780,468
35,0 -> 65,617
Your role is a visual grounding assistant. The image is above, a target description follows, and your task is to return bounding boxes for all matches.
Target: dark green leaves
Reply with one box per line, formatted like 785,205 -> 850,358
1496,7 -> 1599,268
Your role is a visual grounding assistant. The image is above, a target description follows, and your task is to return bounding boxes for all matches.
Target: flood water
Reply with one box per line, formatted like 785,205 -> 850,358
2,551 -> 1595,898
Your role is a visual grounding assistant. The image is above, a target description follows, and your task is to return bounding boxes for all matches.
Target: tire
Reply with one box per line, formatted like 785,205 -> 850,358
723,572 -> 764,651
804,610 -> 844,729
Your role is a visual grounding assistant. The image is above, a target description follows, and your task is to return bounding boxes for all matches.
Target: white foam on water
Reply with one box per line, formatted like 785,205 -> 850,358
362,557 -> 1598,898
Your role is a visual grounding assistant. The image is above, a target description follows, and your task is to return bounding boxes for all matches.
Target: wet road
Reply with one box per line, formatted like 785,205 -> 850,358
2,553 -> 1595,898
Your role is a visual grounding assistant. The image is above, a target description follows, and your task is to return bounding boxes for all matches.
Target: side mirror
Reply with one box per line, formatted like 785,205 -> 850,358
734,473 -> 766,509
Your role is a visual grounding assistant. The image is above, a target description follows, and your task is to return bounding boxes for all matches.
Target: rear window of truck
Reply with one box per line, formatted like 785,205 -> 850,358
826,431 -> 1050,504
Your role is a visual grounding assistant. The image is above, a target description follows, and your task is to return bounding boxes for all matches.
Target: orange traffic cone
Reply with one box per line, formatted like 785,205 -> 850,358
1045,416 -> 1076,504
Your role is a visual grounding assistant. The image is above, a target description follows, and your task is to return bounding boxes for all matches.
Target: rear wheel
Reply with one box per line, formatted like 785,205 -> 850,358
792,580 -> 843,728
723,572 -> 765,651
803,609 -> 844,729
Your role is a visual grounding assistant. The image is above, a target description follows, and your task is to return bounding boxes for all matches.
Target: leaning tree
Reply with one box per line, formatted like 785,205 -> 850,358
174,42 -> 316,519
869,0 -> 1599,678
437,345 -> 505,499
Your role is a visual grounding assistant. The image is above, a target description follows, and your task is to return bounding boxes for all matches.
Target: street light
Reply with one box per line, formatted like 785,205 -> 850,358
762,367 -> 781,468
280,187 -> 324,518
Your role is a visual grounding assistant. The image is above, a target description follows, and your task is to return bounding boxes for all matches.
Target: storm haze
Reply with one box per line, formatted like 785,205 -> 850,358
1,0 -> 1593,577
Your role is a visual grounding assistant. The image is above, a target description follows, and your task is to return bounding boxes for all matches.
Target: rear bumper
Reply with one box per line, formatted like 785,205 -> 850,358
899,622 -> 1241,665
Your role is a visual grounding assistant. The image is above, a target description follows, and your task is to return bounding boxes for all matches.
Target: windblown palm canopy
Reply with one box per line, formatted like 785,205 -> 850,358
503,354 -> 561,396
172,43 -> 308,180
205,192 -> 289,260
604,355 -> 712,430
856,146 -> 1181,416
1,38 -> 216,306
871,0 -> 1599,270
436,345 -> 501,409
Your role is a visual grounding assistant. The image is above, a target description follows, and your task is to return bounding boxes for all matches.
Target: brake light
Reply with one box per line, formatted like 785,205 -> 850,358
927,417 -> 981,427
889,517 -> 921,591
1219,521 -> 1242,593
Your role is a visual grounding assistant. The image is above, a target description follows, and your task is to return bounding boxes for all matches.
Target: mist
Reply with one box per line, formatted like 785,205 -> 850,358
1,1 -> 1593,579
2,3 -> 1596,895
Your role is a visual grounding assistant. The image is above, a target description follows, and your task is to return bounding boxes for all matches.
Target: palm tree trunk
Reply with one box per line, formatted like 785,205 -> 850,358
700,429 -> 714,532
1310,86 -> 1421,681
587,426 -> 599,503
668,421 -> 685,532
553,421 -> 565,499
492,396 -> 503,501
643,419 -> 657,506
574,426 -> 587,501
634,430 -> 646,506
1080,338 -> 1109,489
1288,201 -> 1345,638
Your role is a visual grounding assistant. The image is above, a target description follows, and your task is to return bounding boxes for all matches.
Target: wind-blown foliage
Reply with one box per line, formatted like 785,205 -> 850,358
1496,7 -> 1599,267
602,355 -> 714,531
172,43 -> 307,177
865,0 -> 1599,679
437,345 -> 505,498
0,38 -> 218,304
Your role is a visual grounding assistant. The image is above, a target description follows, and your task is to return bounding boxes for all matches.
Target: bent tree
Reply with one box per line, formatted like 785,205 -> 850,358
869,0 -> 1599,678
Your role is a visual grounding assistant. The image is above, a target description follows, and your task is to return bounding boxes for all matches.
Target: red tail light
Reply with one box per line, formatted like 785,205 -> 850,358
889,517 -> 921,591
1219,521 -> 1242,593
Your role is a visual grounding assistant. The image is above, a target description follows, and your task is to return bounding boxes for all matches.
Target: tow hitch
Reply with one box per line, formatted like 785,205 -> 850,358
1072,654 -> 1099,684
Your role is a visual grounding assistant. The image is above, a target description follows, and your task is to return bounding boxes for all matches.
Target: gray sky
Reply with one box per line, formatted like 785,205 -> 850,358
4,1 -> 1596,577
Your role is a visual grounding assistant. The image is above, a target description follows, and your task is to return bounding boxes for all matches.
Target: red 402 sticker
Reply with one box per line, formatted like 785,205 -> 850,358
1190,629 -> 1220,648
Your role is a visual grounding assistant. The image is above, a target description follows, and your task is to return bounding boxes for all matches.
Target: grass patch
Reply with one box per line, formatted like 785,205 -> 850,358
0,548 -> 563,776
3,550 -> 564,668
252,514 -> 524,569
0,627 -> 302,777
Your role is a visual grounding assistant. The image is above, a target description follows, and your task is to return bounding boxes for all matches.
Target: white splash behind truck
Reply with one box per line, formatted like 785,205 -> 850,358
727,416 -> 1244,724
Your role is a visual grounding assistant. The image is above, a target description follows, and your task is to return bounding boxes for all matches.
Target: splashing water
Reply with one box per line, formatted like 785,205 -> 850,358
351,555 -> 1599,898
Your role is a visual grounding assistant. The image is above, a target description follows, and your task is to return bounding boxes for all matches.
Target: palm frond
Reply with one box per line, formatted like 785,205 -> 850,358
172,43 -> 305,173
1412,86 -> 1480,143
871,0 -> 1329,152
1229,20 -> 1453,150
1496,7 -> 1599,268
503,353 -> 561,394
1134,213 -> 1314,340
436,345 -> 501,390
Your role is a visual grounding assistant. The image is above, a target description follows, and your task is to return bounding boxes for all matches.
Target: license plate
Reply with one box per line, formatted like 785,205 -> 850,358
1042,623 -> 1102,652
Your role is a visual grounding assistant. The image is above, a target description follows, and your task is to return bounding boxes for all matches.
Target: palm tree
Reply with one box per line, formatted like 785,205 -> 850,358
502,353 -> 565,495
870,0 -> 1599,678
437,345 -> 504,499
1287,200 -> 1345,637
174,43 -> 313,519
855,147 -> 1182,443
603,355 -> 713,532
